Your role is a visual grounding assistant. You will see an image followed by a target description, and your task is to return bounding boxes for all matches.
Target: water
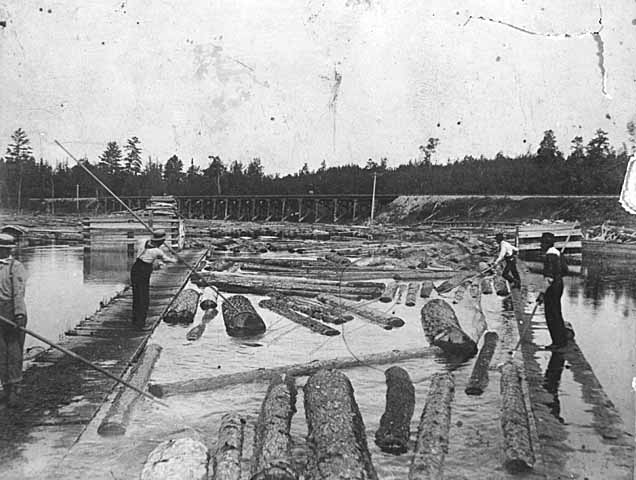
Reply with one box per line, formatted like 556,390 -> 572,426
15,245 -> 131,351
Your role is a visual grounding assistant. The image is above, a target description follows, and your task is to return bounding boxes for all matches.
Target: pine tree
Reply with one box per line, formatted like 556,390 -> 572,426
99,141 -> 123,176
5,128 -> 34,211
124,136 -> 142,175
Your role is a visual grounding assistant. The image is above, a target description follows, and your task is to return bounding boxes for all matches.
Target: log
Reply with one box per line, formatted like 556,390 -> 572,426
452,283 -> 487,344
186,308 -> 218,341
251,375 -> 298,480
480,277 -> 493,295
420,280 -> 434,299
259,299 -> 340,336
318,294 -> 405,330
408,372 -> 455,480
405,283 -> 419,307
141,437 -> 209,480
420,299 -> 477,357
200,286 -> 219,310
380,281 -> 399,303
304,369 -> 378,480
375,366 -> 415,455
465,331 -> 498,395
324,252 -> 351,266
164,288 -> 201,324
222,295 -> 266,337
98,344 -> 162,436
148,347 -> 435,398
500,361 -> 535,472
395,283 -> 407,304
211,413 -> 245,480
393,270 -> 456,281
284,296 -> 352,325
494,275 -> 509,296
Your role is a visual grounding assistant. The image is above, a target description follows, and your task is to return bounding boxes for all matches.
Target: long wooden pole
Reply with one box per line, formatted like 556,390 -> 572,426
0,313 -> 168,408
53,140 -> 242,314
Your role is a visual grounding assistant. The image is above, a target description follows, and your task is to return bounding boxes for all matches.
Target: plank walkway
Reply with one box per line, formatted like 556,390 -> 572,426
0,249 -> 206,465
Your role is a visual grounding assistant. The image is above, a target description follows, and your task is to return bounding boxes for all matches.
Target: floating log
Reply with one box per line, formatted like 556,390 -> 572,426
420,280 -> 434,298
251,375 -> 298,480
375,366 -> 415,455
186,308 -> 218,341
380,281 -> 399,303
140,437 -> 209,480
324,252 -> 351,266
453,283 -> 487,344
200,286 -> 219,310
304,369 -> 378,480
318,295 -> 405,330
393,270 -> 457,281
405,283 -> 419,307
420,299 -> 477,357
500,361 -> 535,472
211,413 -> 245,480
409,372 -> 455,480
259,299 -> 340,336
98,344 -> 162,436
480,277 -> 493,295
164,288 -> 201,324
465,331 -> 499,395
494,275 -> 509,296
148,347 -> 434,398
395,284 -> 407,304
222,295 -> 266,337
284,296 -> 352,325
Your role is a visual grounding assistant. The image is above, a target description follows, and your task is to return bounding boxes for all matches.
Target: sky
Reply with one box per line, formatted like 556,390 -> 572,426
1,0 -> 635,174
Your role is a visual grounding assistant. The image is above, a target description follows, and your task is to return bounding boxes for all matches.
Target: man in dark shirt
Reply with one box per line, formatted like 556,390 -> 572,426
540,232 -> 569,352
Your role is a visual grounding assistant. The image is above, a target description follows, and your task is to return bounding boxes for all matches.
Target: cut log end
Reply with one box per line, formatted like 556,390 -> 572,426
97,422 -> 125,437
200,299 -> 218,310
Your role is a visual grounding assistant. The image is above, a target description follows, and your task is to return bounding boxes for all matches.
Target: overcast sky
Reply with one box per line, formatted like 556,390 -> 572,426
1,0 -> 635,174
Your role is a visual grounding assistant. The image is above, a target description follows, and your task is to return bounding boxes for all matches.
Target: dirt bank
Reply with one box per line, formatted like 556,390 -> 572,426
376,196 -> 635,227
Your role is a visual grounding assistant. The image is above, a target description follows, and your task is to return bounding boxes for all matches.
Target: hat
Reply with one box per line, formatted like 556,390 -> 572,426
0,233 -> 16,248
540,232 -> 555,245
151,230 -> 166,242
495,233 -> 504,242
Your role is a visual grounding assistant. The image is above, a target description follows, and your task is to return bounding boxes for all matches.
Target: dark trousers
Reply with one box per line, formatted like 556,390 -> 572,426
130,259 -> 153,326
0,303 -> 25,386
502,257 -> 520,285
544,279 -> 567,346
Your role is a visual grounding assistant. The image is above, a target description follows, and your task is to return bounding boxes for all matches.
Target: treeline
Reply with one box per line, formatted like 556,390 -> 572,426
0,128 -> 631,210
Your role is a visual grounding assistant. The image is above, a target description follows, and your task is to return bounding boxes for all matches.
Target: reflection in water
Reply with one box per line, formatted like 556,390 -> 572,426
543,352 -> 565,424
83,247 -> 136,283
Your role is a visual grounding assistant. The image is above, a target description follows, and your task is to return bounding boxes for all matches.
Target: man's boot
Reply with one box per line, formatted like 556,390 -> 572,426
7,384 -> 21,408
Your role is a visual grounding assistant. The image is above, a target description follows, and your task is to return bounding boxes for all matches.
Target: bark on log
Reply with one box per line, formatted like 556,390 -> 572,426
375,366 -> 415,455
148,347 -> 434,398
405,283 -> 419,307
222,295 -> 266,337
408,372 -> 455,480
380,281 -> 399,303
98,344 -> 162,436
200,286 -> 219,310
480,277 -> 493,295
494,275 -> 509,296
211,413 -> 246,480
284,296 -> 352,325
140,437 -> 209,480
393,271 -> 456,281
186,308 -> 218,341
395,284 -> 407,304
500,361 -> 535,472
251,375 -> 298,480
420,299 -> 477,357
324,252 -> 351,266
237,264 -> 456,281
259,299 -> 340,336
165,288 -> 201,324
318,294 -> 405,330
304,369 -> 378,480
420,281 -> 434,299
465,331 -> 498,395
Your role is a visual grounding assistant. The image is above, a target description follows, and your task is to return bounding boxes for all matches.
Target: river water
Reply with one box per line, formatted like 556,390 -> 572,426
9,245 -> 636,478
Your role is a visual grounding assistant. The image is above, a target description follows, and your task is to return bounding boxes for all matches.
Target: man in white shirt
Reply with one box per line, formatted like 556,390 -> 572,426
130,230 -> 176,330
492,233 -> 521,289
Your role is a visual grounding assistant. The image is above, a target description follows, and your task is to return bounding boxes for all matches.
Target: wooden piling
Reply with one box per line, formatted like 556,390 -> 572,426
375,366 -> 415,455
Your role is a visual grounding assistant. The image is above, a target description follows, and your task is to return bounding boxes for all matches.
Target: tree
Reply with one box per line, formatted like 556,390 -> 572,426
164,155 -> 183,193
537,130 -> 561,162
204,155 -> 225,195
4,128 -> 35,211
418,137 -> 439,165
246,158 -> 264,178
99,141 -> 123,176
124,136 -> 142,175
586,129 -> 611,159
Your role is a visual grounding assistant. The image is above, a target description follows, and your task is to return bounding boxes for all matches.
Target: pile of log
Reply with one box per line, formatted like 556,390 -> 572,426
304,369 -> 378,479
164,288 -> 201,324
222,295 -> 266,337
259,298 -> 340,336
375,366 -> 415,455
318,294 -> 405,330
420,299 -> 478,357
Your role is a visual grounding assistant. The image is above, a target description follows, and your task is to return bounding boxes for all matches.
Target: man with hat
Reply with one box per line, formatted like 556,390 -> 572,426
0,233 -> 28,407
130,230 -> 176,330
492,232 -> 521,289
540,232 -> 569,352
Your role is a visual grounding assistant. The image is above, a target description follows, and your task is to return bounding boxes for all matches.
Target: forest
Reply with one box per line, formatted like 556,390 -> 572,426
0,127 -> 632,211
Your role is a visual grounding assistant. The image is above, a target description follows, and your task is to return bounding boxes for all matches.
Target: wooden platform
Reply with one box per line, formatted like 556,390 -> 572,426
0,249 -> 206,463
